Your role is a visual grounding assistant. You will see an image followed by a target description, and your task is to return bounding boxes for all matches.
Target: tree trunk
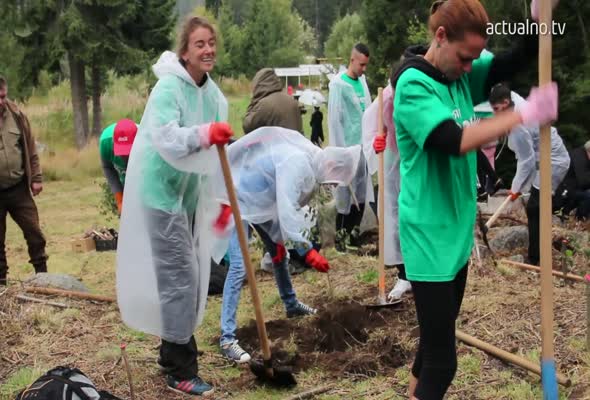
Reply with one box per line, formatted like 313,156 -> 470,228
68,51 -> 89,149
91,62 -> 102,137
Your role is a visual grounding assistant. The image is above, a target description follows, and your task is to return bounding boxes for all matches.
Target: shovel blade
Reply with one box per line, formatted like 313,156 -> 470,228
249,359 -> 297,387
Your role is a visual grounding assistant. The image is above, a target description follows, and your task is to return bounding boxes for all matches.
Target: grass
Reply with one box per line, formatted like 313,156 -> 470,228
1,78 -> 589,399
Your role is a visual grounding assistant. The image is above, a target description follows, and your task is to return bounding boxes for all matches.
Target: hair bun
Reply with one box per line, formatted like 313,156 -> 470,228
430,0 -> 447,15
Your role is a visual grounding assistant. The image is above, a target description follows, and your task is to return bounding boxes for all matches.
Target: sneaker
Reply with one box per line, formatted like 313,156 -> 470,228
260,252 -> 273,273
387,279 -> 412,301
221,340 -> 251,364
286,301 -> 317,318
166,375 -> 214,397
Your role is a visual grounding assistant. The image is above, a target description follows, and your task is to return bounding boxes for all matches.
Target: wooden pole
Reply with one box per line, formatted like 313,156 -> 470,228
538,0 -> 558,398
217,145 -> 273,375
24,287 -> 115,302
456,330 -> 571,387
377,87 -> 386,303
500,259 -> 586,283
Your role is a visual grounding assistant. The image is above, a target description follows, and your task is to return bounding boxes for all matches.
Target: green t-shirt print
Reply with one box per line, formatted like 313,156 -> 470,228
393,55 -> 493,282
341,74 -> 367,112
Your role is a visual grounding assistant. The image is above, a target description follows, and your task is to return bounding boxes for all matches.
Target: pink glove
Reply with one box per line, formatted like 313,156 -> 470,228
373,135 -> 386,153
519,82 -> 558,126
208,122 -> 234,146
305,249 -> 330,273
213,204 -> 232,234
530,0 -> 559,21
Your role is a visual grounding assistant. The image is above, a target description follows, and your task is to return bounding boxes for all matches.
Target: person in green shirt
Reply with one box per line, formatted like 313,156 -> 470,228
391,0 -> 560,398
328,43 -> 373,249
99,119 -> 138,214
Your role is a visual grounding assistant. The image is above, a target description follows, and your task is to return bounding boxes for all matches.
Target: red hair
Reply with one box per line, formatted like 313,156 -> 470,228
428,0 -> 489,41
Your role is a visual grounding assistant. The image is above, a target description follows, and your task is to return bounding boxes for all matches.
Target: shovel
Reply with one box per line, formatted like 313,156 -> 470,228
365,87 -> 402,309
478,194 -> 512,253
216,144 -> 296,387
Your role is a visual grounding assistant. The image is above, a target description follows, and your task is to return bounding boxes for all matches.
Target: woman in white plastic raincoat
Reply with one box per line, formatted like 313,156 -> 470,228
362,83 -> 412,301
116,16 -> 233,397
217,127 -> 362,363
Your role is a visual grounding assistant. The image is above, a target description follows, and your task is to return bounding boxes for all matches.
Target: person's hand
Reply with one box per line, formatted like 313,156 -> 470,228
530,0 -> 559,21
305,249 -> 330,273
519,82 -> 558,126
373,135 -> 386,154
209,122 -> 234,146
509,190 -> 521,201
31,182 -> 43,196
272,244 -> 287,264
213,204 -> 232,234
114,192 -> 123,214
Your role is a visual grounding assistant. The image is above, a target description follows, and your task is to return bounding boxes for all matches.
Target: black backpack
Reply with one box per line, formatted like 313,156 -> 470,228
15,366 -> 123,400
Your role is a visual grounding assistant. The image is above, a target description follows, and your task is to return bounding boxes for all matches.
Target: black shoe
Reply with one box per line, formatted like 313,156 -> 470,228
33,263 -> 47,274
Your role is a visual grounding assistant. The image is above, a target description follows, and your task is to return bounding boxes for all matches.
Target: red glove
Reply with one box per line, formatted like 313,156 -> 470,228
272,244 -> 287,264
114,192 -> 123,214
213,204 -> 232,233
208,122 -> 234,146
373,135 -> 386,153
305,249 -> 330,273
509,191 -> 521,201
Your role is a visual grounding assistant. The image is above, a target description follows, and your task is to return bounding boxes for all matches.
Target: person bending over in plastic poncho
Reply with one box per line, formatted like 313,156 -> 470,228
488,83 -> 570,266
362,82 -> 412,302
214,127 -> 362,364
115,16 -> 233,397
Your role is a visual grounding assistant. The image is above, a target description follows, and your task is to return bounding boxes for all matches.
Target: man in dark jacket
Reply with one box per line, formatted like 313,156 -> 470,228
243,68 -> 303,134
0,76 -> 47,285
561,140 -> 590,220
310,104 -> 324,146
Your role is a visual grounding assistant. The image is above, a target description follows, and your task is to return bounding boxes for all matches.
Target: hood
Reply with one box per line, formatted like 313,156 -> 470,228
251,68 -> 284,102
152,50 -> 208,88
390,44 -> 451,88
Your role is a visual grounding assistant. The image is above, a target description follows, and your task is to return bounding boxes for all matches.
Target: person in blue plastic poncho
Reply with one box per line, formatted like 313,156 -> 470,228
115,16 -> 234,397
214,127 -> 362,364
328,43 -> 373,249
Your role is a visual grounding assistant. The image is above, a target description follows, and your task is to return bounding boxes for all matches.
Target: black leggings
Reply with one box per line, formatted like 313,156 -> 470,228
410,264 -> 468,400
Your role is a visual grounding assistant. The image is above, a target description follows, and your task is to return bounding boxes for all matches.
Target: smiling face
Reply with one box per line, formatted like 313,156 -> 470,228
432,28 -> 487,81
182,26 -> 216,83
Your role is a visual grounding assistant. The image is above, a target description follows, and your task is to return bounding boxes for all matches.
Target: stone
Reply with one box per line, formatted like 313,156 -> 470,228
26,273 -> 89,292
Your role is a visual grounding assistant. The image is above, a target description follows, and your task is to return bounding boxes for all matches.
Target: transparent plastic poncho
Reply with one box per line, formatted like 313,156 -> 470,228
361,84 -> 403,265
216,126 -> 362,247
327,71 -> 374,214
509,91 -> 570,193
116,51 -> 228,344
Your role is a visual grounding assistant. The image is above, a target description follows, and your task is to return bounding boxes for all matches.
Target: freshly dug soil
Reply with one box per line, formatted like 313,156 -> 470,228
234,300 -> 411,378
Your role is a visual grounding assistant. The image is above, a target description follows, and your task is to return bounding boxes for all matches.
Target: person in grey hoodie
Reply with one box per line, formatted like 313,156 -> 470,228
243,68 -> 303,134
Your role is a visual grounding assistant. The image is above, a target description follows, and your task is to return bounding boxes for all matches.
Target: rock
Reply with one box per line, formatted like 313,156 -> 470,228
26,273 -> 89,292
489,226 -> 529,252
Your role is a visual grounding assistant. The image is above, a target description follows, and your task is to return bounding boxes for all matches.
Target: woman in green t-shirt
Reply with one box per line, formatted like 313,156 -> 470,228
390,0 -> 559,398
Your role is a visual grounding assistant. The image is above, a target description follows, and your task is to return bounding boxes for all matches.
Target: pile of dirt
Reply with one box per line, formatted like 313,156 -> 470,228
234,300 -> 411,378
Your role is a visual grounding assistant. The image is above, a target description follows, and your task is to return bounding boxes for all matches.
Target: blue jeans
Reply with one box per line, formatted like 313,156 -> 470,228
220,221 -> 298,346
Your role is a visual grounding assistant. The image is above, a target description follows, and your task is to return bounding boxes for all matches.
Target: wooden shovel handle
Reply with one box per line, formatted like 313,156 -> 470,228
485,195 -> 512,229
216,145 -> 272,364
